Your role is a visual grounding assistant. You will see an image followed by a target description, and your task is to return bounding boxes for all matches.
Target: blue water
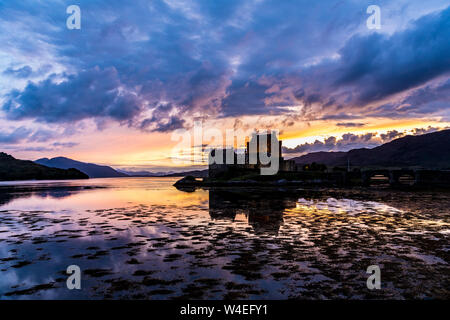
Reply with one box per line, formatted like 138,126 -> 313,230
0,178 -> 448,299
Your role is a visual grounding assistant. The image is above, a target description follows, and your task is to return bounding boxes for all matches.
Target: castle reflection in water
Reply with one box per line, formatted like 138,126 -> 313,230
208,189 -> 298,235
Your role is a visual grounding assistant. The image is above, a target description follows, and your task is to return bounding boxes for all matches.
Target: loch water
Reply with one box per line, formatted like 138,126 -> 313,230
0,177 -> 448,299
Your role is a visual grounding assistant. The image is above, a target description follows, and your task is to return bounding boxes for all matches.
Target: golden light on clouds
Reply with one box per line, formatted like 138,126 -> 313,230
280,118 -> 449,148
10,115 -> 449,171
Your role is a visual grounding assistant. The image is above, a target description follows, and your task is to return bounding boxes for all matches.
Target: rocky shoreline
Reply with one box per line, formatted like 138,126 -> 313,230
173,175 -> 450,191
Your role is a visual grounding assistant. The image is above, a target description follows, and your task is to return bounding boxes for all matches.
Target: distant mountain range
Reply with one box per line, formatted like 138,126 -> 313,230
291,129 -> 450,169
35,157 -> 127,178
117,169 -> 173,177
34,157 -> 208,178
0,153 -> 88,181
162,170 -> 208,178
118,169 -> 208,178
7,128 -> 445,181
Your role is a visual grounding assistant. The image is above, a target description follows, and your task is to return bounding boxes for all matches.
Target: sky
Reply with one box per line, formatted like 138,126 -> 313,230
0,0 -> 449,172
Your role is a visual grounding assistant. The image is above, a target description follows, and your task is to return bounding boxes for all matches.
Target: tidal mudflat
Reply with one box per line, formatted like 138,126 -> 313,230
0,178 -> 448,299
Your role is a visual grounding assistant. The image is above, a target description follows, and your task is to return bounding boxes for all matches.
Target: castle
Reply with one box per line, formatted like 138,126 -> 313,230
208,131 -> 296,178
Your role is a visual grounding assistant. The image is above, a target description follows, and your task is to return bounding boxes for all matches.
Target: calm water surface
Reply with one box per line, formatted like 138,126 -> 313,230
0,177 -> 448,299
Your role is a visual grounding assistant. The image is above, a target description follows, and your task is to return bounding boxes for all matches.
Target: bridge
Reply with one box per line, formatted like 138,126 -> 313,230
361,169 -> 450,188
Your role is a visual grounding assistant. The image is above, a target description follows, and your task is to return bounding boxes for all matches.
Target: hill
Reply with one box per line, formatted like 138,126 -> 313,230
35,157 -> 128,178
0,153 -> 88,181
120,169 -> 208,178
118,169 -> 174,177
162,169 -> 208,178
291,129 -> 450,169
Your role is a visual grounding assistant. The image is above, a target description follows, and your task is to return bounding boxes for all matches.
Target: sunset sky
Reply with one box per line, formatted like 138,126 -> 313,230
0,0 -> 449,172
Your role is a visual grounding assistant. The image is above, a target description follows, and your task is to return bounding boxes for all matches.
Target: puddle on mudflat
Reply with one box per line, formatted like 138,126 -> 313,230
0,178 -> 448,299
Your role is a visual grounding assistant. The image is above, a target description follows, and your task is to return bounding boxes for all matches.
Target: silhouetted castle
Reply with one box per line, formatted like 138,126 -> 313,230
208,131 -> 296,178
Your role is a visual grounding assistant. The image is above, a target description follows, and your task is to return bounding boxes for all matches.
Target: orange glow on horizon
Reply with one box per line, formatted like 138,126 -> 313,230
11,117 -> 449,170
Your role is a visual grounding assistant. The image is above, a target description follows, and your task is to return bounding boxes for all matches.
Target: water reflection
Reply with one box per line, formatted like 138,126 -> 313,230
0,178 -> 448,300
209,190 -> 295,235
0,185 -> 96,206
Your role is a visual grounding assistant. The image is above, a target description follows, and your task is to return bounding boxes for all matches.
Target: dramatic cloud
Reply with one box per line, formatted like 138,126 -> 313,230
411,126 -> 441,135
261,5 -> 450,119
0,126 -> 72,146
3,67 -> 144,124
0,127 -> 32,144
283,132 -> 379,155
3,66 -> 33,78
0,0 -> 449,133
334,7 -> 450,104
380,130 -> 403,142
283,127 -> 448,155
52,142 -> 78,148
336,122 -> 366,128
2,65 -> 53,79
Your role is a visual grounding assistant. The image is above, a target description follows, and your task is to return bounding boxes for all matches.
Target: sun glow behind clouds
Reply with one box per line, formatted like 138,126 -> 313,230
281,119 -> 449,148
0,1 -> 449,171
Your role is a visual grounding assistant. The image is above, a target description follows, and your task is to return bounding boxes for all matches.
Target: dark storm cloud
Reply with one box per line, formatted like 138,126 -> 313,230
221,81 -> 283,116
139,102 -> 187,132
3,67 -> 143,124
152,116 -> 186,133
226,4 -> 450,118
332,7 -> 450,105
363,78 -> 450,119
0,1 -> 449,129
